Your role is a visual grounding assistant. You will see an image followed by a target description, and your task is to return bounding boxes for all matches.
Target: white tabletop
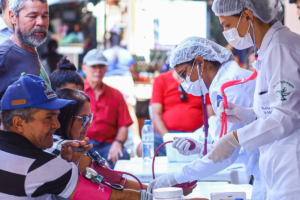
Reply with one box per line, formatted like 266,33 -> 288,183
115,157 -> 250,184
185,182 -> 253,200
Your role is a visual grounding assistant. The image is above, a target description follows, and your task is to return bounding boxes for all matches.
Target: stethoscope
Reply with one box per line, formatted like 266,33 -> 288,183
219,18 -> 258,138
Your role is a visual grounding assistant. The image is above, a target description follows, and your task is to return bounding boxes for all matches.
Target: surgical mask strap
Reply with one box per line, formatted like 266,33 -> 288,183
236,13 -> 243,29
188,60 -> 196,77
237,13 -> 251,35
249,19 -> 258,58
196,63 -> 204,97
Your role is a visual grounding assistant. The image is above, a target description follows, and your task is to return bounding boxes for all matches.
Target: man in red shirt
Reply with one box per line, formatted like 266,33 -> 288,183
151,70 -> 213,156
83,49 -> 133,168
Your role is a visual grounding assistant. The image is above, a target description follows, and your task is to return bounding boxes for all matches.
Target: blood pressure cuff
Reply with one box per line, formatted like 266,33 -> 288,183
90,161 -> 124,184
72,173 -> 111,200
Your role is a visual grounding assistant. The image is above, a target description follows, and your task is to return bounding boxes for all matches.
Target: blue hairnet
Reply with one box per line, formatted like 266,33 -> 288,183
170,37 -> 234,68
212,0 -> 281,24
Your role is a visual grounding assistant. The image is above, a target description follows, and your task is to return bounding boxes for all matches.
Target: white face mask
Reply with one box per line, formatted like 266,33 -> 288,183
223,13 -> 254,50
181,60 -> 209,97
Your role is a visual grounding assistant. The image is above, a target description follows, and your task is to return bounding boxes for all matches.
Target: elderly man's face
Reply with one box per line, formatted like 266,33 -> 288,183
22,109 -> 60,149
11,0 -> 49,48
83,64 -> 107,84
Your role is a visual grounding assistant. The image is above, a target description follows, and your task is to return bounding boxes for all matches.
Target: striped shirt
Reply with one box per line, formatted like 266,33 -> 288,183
45,135 -> 66,157
0,130 -> 78,199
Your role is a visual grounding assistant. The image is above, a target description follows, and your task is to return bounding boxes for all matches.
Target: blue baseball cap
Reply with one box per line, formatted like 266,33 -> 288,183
290,0 -> 296,3
1,73 -> 75,111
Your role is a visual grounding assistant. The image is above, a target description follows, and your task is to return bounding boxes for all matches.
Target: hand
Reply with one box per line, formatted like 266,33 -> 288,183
218,101 -> 256,123
207,131 -> 240,163
61,137 -> 93,164
172,137 -> 203,156
107,141 -> 123,164
147,172 -> 178,193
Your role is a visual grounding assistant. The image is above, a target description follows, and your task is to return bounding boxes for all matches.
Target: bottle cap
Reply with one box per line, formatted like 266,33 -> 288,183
153,187 -> 183,198
144,120 -> 151,125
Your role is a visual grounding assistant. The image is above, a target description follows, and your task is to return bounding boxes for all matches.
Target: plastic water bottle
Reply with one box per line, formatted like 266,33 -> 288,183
142,120 -> 154,163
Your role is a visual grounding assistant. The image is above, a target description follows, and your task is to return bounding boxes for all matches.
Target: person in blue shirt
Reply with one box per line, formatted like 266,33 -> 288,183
0,0 -> 13,44
102,25 -> 141,154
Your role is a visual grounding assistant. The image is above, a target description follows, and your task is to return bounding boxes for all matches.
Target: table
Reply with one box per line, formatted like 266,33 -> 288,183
57,45 -> 84,68
115,157 -> 250,184
185,182 -> 253,200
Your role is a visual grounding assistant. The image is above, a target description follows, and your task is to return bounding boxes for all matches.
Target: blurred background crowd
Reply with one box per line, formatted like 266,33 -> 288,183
2,0 -> 299,166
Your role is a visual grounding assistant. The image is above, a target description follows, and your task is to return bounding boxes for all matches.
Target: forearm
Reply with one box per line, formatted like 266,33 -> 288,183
237,109 -> 300,151
109,189 -> 142,200
128,105 -> 142,147
115,126 -> 128,143
174,147 -> 240,184
78,155 -> 92,172
206,104 -> 215,118
121,179 -> 148,190
152,113 -> 169,137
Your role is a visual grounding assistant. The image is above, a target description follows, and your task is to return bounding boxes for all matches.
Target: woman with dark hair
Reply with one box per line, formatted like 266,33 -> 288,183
49,57 -> 84,91
44,88 -> 151,193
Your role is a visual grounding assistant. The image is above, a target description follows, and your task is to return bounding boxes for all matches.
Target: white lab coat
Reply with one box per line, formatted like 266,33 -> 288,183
174,60 -> 267,200
237,21 -> 300,200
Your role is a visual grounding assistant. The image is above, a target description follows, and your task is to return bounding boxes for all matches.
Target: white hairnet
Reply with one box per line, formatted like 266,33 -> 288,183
170,36 -> 234,68
212,0 -> 281,24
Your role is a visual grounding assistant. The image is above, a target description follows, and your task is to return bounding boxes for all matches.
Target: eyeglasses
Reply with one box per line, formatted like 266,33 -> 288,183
178,85 -> 187,102
177,59 -> 195,81
74,114 -> 94,127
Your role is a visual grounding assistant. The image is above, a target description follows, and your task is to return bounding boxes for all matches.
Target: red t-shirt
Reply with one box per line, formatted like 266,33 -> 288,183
84,80 -> 133,143
150,71 -> 211,132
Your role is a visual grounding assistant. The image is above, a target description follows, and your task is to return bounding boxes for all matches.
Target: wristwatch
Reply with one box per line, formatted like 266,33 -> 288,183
114,139 -> 124,144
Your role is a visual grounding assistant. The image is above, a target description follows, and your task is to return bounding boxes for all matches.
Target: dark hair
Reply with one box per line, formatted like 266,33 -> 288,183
0,107 -> 39,130
47,39 -> 58,53
49,57 -> 84,91
1,0 -> 8,11
55,88 -> 90,140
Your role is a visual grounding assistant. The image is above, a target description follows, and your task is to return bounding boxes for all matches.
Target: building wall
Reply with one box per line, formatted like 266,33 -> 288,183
285,0 -> 300,35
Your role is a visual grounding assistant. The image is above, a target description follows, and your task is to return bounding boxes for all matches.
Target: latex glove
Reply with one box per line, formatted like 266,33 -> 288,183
140,190 -> 153,200
207,131 -> 240,163
147,172 -> 178,193
172,137 -> 204,156
218,101 -> 256,123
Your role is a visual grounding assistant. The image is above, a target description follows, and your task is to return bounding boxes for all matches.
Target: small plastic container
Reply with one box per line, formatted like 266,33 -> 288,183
153,187 -> 184,200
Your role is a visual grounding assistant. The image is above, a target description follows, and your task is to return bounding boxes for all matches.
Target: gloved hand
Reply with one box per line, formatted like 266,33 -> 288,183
172,137 -> 204,156
207,131 -> 240,163
147,172 -> 178,193
140,190 -> 153,200
217,101 -> 256,123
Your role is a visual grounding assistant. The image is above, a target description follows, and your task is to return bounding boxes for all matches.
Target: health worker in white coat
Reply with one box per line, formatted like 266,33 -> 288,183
207,0 -> 300,199
147,36 -> 267,200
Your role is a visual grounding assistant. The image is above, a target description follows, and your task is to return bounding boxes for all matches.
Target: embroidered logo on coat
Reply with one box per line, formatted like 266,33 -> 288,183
273,80 -> 294,101
276,87 -> 291,101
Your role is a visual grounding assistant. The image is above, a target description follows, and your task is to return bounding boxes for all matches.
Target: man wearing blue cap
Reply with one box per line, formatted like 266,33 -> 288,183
0,73 -> 92,199
290,0 -> 300,18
